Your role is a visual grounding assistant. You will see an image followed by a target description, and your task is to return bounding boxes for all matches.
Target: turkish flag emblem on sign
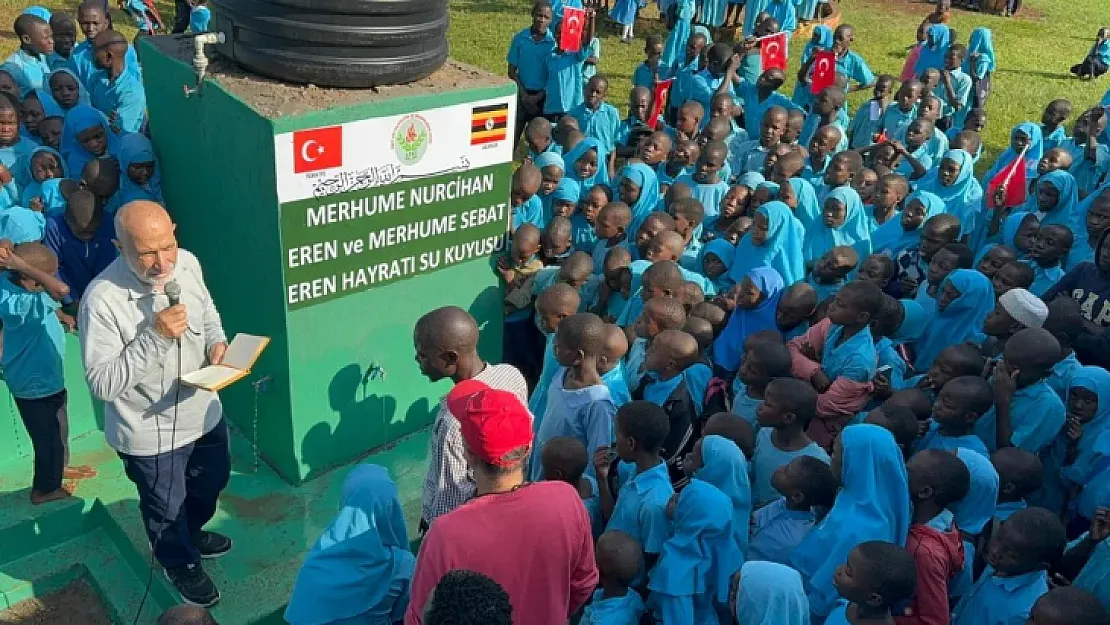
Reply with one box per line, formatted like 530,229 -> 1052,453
810,50 -> 837,95
760,32 -> 788,73
293,126 -> 343,174
560,7 -> 586,53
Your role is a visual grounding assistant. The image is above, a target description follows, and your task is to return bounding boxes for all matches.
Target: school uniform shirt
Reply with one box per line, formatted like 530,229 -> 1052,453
881,105 -> 917,144
848,99 -> 886,149
405,482 -> 598,625
916,422 -> 989,457
87,67 -> 146,134
974,380 -> 1066,454
43,212 -> 118,301
895,144 -> 934,179
1046,351 -> 1083,400
735,81 -> 798,140
1073,532 -> 1110,609
805,272 -> 846,304
512,195 -> 545,230
5,48 -> 51,93
1043,126 -> 1069,152
835,49 -> 876,90
752,427 -> 831,507
952,567 -> 1049,625
1028,262 -> 1065,297
924,128 -> 951,168
674,174 -> 729,222
581,38 -> 600,83
531,369 -> 617,481
606,461 -> 674,584
824,602 -> 853,625
0,274 -> 64,400
798,112 -> 849,156
631,61 -> 661,89
993,500 -> 1026,523
507,28 -> 556,91
569,102 -> 622,157
729,140 -> 772,177
68,41 -> 141,92
686,69 -> 727,121
730,382 -> 762,426
1061,139 -> 1110,196
581,588 -> 645,625
543,48 -> 591,115
748,497 -> 817,565
934,69 -> 973,128
896,511 -> 965,625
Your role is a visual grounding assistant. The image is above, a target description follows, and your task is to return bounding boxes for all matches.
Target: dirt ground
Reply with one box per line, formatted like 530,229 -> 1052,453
0,580 -> 114,625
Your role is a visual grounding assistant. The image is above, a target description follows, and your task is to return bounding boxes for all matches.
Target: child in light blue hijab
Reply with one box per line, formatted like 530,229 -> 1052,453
729,201 -> 806,285
1025,169 -> 1081,232
871,190 -> 944,258
983,122 -> 1045,188
791,425 -> 911,619
18,146 -> 65,210
690,434 -> 752,556
914,24 -> 951,76
700,238 -> 735,293
117,133 -> 163,205
731,561 -> 810,625
914,269 -> 994,371
285,465 -> 414,625
711,267 -> 785,376
803,186 -> 872,265
1037,367 -> 1110,521
59,104 -> 117,181
565,137 -> 610,190
964,27 -> 995,109
647,479 -> 741,625
915,149 -> 983,240
792,25 -> 833,111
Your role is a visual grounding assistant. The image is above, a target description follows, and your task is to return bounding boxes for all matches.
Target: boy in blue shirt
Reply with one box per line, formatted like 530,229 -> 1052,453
631,35 -> 665,89
752,377 -> 831,507
48,13 -> 78,71
953,507 -> 1065,625
847,74 -> 894,149
674,141 -> 729,223
830,24 -> 875,94
667,197 -> 703,271
730,105 -> 786,177
598,323 -> 630,406
69,2 -> 142,92
614,87 -> 655,161
511,163 -> 544,232
541,436 -> 602,537
731,335 -> 793,425
583,531 -> 646,624
594,400 -> 674,587
1028,225 -> 1070,297
0,242 -> 95,504
508,2 -> 556,143
525,117 -> 562,163
7,14 -> 53,93
590,201 -> 631,272
89,30 -> 146,134
937,44 -> 973,130
542,8 -> 596,121
531,312 -> 617,481
42,188 -> 118,303
1040,99 -> 1073,152
917,376 -> 992,457
636,329 -> 700,483
825,541 -> 917,625
569,76 -> 621,174
990,447 -> 1042,523
749,455 -> 836,565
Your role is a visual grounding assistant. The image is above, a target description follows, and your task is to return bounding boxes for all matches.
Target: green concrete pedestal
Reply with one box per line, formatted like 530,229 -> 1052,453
137,37 -> 517,485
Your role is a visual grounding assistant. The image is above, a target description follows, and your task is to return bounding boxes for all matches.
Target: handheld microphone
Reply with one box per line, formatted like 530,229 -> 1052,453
165,280 -> 181,307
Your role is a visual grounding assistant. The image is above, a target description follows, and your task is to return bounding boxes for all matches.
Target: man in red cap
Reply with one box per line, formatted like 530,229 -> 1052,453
404,380 -> 598,625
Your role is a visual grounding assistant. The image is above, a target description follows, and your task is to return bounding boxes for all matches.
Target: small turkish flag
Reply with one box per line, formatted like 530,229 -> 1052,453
293,126 -> 343,174
560,7 -> 586,53
986,149 -> 1028,210
760,32 -> 788,73
648,78 -> 674,130
810,50 -> 837,95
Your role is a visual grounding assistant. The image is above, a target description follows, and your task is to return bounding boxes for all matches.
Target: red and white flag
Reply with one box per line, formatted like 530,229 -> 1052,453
560,7 -> 586,52
648,79 -> 674,130
293,126 -> 343,174
760,32 -> 788,73
986,147 -> 1028,210
810,50 -> 837,95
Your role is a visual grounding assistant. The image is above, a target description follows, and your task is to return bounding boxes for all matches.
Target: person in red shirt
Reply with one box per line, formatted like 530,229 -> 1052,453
897,449 -> 972,625
404,379 -> 599,625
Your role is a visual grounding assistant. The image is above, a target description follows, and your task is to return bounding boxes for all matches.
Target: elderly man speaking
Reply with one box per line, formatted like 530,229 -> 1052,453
79,200 -> 230,608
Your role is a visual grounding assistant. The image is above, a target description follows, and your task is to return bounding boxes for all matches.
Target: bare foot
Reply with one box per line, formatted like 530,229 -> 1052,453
64,465 -> 98,480
30,482 -> 76,505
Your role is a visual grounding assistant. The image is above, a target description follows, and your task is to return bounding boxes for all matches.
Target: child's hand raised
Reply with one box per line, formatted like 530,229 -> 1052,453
1091,507 -> 1110,542
593,446 -> 613,478
0,164 -> 12,186
1066,416 -> 1084,445
992,186 -> 1007,210
28,197 -> 43,213
0,247 -> 26,272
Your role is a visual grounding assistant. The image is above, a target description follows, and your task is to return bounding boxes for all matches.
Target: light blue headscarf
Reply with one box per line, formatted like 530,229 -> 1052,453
18,146 -> 66,209
914,24 -> 951,76
0,206 -> 45,243
552,177 -> 581,205
535,152 -> 564,220
711,266 -> 785,372
619,162 -> 660,237
564,137 -> 610,189
1074,535 -> 1110,610
951,447 -> 999,535
1002,211 -> 1038,258
23,6 -> 51,20
735,561 -> 810,625
0,62 -> 30,98
891,298 -> 928,345
648,479 -> 741,603
871,190 -> 945,257
789,177 -> 822,231
730,201 -> 806,285
43,69 -> 90,115
1031,169 -> 1081,232
914,269 -> 994,370
701,238 -> 737,292
285,465 -> 414,625
792,425 -> 911,617
803,186 -> 872,263
60,104 -> 117,178
916,149 -> 983,237
696,435 -> 753,558
118,133 -> 164,205
963,28 -> 996,79
984,122 -> 1045,184
1060,367 -> 1110,489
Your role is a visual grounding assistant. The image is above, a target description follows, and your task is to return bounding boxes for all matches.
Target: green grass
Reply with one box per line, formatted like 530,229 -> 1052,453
1,0 -> 1106,167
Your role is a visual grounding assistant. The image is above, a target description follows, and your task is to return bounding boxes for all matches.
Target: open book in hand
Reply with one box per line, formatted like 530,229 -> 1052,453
180,334 -> 270,392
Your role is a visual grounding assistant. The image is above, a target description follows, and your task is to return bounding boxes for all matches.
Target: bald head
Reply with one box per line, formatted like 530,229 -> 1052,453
115,200 -> 179,284
93,29 -> 127,49
415,306 -> 479,352
83,157 -> 120,198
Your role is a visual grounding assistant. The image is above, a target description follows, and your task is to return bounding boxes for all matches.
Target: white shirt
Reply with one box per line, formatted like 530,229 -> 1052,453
78,250 -> 227,456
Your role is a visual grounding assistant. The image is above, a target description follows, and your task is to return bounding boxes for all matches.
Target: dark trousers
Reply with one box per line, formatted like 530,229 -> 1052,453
515,89 -> 546,148
172,0 -> 191,33
119,419 -> 231,569
15,390 -> 67,493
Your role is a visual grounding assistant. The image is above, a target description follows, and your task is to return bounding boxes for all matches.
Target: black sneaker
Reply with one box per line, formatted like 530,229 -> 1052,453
193,530 -> 233,559
164,563 -> 220,607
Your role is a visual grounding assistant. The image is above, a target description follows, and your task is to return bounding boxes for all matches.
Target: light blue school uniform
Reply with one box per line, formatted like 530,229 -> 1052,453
1060,138 -> 1110,198
952,567 -> 1048,625
696,435 -> 752,556
735,82 -> 797,140
734,561 -> 811,625
975,379 -> 1065,454
569,102 -> 622,157
730,382 -> 763,426
712,266 -> 785,374
915,149 -> 984,240
915,421 -> 989,457
803,186 -> 872,264
607,460 -> 674,583
847,99 -> 885,150
728,139 -> 772,177
752,428 -> 830,507
1049,367 -> 1110,520
948,447 -> 1001,600
528,332 -> 558,424
513,194 -> 545,230
59,105 -> 118,180
648,479 -> 741,625
835,49 -> 875,90
531,369 -> 616,481
805,272 -> 845,304
284,465 -> 414,625
934,68 -> 973,128
0,207 -> 46,244
993,499 -> 1026,523
798,111 -> 849,157
1043,125 -> 1069,152
1029,263 -> 1065,297
506,28 -> 556,90
632,61 -> 661,90
623,336 -> 647,393
924,128 -> 951,170
0,274 -> 63,399
18,146 -> 66,209
4,48 -> 50,94
117,133 -> 163,205
67,41 -> 140,93
983,123 -> 1045,192
729,203 -> 805,285
914,24 -> 950,75
602,364 -> 631,407
543,48 -> 590,115
87,66 -> 145,134
571,214 -> 596,253
792,425 -> 911,618
1074,532 -> 1110,612
581,38 -> 600,83
895,143 -> 934,179
880,104 -> 917,144
791,25 -> 833,109
674,174 -> 729,222
748,497 -> 818,566
590,239 -> 628,274
686,68 -> 727,120
1026,169 -> 1082,232
667,55 -> 701,114
582,588 -> 645,625
874,337 -> 908,392
565,137 -> 611,190
915,269 -> 994,371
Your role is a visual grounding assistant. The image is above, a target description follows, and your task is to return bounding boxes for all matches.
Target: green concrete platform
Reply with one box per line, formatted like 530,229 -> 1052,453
0,424 -> 430,624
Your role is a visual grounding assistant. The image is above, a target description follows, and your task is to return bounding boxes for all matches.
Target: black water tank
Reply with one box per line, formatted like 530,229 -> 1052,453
208,0 -> 448,88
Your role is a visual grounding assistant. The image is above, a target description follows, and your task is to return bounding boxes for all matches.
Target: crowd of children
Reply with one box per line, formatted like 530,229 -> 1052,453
488,0 -> 1110,622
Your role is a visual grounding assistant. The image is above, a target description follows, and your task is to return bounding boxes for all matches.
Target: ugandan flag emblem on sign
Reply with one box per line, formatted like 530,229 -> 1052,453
471,104 -> 509,145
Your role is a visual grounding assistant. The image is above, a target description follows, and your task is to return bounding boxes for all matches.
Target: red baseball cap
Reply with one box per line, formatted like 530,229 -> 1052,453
446,379 -> 534,467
